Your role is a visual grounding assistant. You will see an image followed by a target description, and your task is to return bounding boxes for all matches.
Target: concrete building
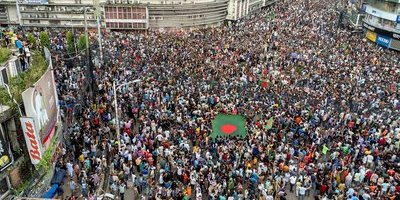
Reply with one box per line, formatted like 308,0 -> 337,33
0,0 -> 275,29
0,0 -> 100,28
362,0 -> 400,50
0,0 -> 19,25
226,0 -> 274,21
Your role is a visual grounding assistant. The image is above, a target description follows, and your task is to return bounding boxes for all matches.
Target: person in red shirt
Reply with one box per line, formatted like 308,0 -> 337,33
366,170 -> 373,181
320,182 -> 328,195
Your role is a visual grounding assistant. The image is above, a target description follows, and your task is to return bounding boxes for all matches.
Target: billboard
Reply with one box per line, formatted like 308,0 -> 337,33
20,117 -> 42,165
376,34 -> 391,48
22,70 -> 57,148
366,30 -> 377,42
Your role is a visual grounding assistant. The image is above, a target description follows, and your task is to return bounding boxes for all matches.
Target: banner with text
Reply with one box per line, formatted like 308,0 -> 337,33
20,117 -> 42,165
22,70 -> 58,149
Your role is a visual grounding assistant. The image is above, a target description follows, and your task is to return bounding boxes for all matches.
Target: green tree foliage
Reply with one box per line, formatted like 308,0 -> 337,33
0,51 -> 47,107
0,47 -> 12,64
66,31 -> 76,54
27,32 -> 36,49
78,34 -> 87,51
39,31 -> 50,48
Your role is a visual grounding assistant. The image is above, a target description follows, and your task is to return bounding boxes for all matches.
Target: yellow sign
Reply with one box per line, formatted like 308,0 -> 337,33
366,30 -> 377,42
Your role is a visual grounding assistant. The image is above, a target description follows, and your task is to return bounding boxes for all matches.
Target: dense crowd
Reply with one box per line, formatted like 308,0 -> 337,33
11,0 -> 399,199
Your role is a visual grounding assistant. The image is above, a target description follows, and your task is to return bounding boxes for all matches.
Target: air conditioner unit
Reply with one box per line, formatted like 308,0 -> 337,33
7,57 -> 19,78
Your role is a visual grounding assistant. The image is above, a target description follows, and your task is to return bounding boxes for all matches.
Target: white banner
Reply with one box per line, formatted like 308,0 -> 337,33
20,117 -> 42,165
365,5 -> 398,22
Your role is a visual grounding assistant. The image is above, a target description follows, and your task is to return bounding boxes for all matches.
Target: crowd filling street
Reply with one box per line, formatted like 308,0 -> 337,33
6,0 -> 399,199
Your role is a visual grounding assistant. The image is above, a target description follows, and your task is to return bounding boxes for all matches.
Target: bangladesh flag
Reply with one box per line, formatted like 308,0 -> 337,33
211,114 -> 246,139
265,117 -> 274,130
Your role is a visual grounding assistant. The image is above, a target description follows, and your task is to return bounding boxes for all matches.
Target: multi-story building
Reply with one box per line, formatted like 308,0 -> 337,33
0,0 -> 275,29
226,0 -> 274,21
363,0 -> 400,50
0,0 -> 100,28
0,0 -> 19,26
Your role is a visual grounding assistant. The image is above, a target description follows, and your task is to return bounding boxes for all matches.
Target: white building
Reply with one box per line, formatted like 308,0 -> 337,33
0,0 -> 276,29
362,0 -> 400,50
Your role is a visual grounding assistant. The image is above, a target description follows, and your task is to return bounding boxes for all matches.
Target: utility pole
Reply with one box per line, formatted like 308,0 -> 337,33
84,8 -> 90,64
83,7 -> 94,102
16,0 -> 22,26
94,0 -> 103,65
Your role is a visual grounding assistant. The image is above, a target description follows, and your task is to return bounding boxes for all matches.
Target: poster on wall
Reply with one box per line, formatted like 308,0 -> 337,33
20,117 -> 42,165
21,70 -> 58,149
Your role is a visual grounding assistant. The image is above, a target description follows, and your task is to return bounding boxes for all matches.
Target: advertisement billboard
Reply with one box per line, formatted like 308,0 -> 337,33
20,117 -> 42,165
376,34 -> 391,48
366,30 -> 377,42
22,70 -> 57,148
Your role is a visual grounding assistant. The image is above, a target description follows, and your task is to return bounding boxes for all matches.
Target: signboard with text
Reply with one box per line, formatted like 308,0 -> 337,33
20,117 -> 42,165
21,70 -> 58,149
376,34 -> 391,48
363,22 -> 400,40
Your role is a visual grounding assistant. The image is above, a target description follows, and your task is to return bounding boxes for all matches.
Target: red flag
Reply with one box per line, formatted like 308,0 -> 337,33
261,81 -> 268,88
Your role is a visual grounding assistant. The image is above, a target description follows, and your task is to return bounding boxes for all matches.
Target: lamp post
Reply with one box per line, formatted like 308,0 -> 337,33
113,79 -> 141,152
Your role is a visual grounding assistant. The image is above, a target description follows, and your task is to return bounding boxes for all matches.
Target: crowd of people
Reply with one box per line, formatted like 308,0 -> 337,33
0,30 -> 32,71
14,0 -> 399,199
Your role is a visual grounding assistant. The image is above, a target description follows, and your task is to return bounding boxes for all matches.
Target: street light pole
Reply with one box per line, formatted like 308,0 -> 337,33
113,80 -> 141,153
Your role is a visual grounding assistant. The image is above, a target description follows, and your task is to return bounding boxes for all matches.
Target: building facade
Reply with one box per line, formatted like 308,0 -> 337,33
0,0 -> 275,29
363,0 -> 400,50
0,0 -> 100,28
226,0 -> 274,21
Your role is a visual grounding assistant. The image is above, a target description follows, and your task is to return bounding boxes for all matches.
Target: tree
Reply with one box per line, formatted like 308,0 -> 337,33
39,31 -> 50,48
78,34 -> 87,51
66,31 -> 76,54
27,33 -> 36,49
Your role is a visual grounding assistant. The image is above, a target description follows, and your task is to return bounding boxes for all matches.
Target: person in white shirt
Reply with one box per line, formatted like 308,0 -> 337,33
298,185 -> 308,200
290,175 -> 297,192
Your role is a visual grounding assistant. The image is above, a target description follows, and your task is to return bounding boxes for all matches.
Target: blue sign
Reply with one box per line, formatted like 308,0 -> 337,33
397,15 -> 400,23
376,34 -> 391,48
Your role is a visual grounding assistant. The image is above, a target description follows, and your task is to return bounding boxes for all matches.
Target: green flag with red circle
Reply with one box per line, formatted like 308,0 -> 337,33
211,114 -> 247,139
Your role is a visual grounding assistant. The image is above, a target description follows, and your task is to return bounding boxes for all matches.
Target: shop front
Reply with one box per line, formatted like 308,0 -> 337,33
363,21 -> 400,51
